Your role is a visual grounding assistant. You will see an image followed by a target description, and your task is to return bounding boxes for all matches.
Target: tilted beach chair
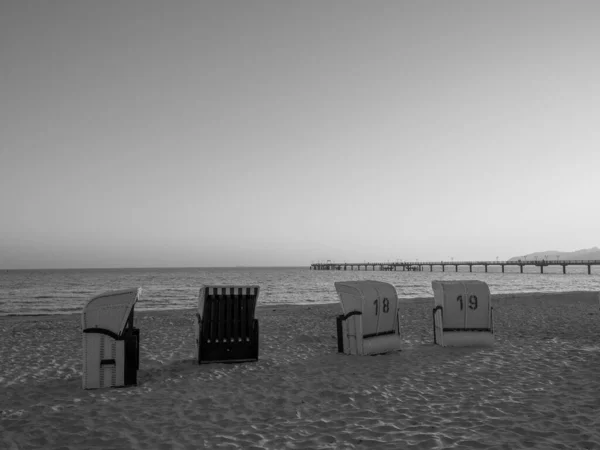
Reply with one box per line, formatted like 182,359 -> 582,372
432,280 -> 494,347
335,280 -> 402,356
194,285 -> 260,364
81,288 -> 141,389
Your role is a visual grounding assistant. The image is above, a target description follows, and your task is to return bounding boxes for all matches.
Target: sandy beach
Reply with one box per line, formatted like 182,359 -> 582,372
1,292 -> 600,449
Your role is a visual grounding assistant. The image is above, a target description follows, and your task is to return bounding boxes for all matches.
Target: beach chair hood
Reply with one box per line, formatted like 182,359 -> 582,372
82,288 -> 140,338
431,280 -> 490,308
197,285 -> 260,319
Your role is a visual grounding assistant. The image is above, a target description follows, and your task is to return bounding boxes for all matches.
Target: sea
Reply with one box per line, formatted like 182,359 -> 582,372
1,265 -> 599,316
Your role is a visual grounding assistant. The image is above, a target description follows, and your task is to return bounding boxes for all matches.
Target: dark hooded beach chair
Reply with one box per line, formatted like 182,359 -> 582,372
193,285 -> 260,364
82,288 -> 141,389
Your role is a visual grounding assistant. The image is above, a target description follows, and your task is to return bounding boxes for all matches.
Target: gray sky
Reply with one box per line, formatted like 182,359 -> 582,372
1,1 -> 599,269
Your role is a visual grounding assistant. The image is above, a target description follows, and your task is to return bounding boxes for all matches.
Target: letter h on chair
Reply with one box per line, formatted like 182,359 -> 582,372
194,285 -> 260,364
82,288 -> 141,389
335,281 -> 402,356
432,280 -> 494,347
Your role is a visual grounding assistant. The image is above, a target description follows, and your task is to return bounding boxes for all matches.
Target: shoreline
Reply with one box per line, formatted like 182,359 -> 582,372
1,290 -> 598,323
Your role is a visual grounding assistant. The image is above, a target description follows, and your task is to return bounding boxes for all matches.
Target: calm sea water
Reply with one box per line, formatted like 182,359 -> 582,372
1,266 -> 599,316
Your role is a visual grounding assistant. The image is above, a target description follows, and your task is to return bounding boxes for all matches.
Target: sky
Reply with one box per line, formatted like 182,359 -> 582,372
1,1 -> 599,269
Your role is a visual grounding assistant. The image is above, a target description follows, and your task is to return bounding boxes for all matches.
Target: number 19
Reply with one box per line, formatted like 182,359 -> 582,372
456,294 -> 478,310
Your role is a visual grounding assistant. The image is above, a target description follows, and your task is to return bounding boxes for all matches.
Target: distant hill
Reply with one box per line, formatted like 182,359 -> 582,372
509,247 -> 600,261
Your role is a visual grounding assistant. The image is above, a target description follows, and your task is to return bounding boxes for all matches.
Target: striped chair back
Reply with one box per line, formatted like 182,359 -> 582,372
199,286 -> 259,344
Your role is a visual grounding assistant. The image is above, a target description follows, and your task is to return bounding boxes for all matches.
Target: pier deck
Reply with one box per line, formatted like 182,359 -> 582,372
310,260 -> 600,274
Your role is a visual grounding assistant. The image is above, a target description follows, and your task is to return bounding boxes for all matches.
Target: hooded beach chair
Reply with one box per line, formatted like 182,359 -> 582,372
193,285 -> 260,364
432,280 -> 494,347
334,280 -> 402,356
82,288 -> 141,389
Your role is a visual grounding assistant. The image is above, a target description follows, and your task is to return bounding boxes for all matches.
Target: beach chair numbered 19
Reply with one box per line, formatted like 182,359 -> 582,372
334,281 -> 402,356
82,288 -> 141,389
431,280 -> 494,347
194,285 -> 260,364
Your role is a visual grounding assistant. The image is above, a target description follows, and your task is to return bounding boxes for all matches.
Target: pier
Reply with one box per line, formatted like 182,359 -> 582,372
310,260 -> 600,274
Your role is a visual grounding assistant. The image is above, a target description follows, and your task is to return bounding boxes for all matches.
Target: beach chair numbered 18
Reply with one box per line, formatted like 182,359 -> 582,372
431,280 -> 494,347
194,285 -> 260,364
82,288 -> 141,389
334,281 -> 402,356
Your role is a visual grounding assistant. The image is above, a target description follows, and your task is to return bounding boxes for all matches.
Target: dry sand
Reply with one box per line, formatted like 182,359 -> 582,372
1,292 -> 600,449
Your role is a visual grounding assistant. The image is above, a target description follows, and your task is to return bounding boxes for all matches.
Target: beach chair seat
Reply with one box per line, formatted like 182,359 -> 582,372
334,280 -> 402,356
194,285 -> 260,364
432,280 -> 494,347
81,288 -> 141,389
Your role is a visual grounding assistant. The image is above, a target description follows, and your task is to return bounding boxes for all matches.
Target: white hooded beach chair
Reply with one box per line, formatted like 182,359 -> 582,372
194,285 -> 260,364
82,288 -> 141,389
334,280 -> 402,356
432,280 -> 494,347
